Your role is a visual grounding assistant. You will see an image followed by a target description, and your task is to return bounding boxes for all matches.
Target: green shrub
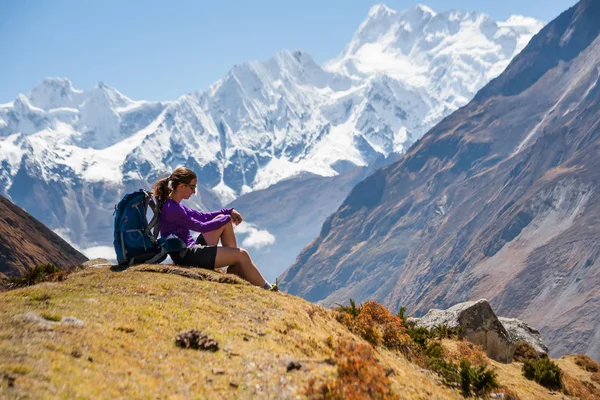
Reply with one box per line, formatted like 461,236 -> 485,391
425,341 -> 444,359
471,364 -> 499,394
335,299 -> 362,318
522,358 -> 562,390
396,306 -> 407,321
407,326 -> 431,350
10,264 -> 62,288
460,360 -> 472,396
433,324 -> 450,339
427,357 -> 459,386
460,360 -> 499,397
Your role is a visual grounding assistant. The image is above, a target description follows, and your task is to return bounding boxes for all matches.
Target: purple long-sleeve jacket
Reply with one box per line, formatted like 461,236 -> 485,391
160,199 -> 233,247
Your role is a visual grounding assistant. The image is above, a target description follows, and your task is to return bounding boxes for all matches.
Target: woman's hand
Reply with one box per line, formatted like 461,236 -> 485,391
231,209 -> 243,226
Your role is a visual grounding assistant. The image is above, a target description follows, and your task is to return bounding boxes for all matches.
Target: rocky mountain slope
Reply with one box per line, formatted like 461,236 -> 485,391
1,263 -> 598,399
280,0 -> 600,361
0,4 -> 542,261
0,194 -> 87,278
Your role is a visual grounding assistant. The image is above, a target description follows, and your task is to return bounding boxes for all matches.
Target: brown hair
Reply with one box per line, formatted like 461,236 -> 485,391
153,167 -> 197,206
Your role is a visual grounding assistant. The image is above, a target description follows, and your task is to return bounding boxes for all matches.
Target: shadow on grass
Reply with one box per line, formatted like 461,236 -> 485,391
109,265 -> 130,272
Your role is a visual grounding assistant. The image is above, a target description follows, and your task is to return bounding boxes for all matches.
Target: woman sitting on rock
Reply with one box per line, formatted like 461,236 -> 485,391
153,167 -> 275,290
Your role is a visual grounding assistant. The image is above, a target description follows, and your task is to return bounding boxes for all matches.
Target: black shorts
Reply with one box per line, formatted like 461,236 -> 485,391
169,234 -> 218,270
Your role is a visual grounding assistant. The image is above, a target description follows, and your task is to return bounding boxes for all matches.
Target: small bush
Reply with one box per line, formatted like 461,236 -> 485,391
354,309 -> 383,346
9,264 -> 63,288
460,360 -> 472,396
433,324 -> 450,339
471,364 -> 499,394
574,354 -> 600,372
425,341 -> 444,359
522,358 -> 562,390
427,357 -> 459,386
460,360 -> 499,397
396,306 -> 407,321
335,301 -> 417,358
431,325 -> 464,340
513,342 -> 539,362
407,326 -> 431,350
335,299 -> 362,318
305,340 -> 398,400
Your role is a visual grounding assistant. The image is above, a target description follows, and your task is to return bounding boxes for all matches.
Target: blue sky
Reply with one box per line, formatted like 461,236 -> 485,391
1,0 -> 578,103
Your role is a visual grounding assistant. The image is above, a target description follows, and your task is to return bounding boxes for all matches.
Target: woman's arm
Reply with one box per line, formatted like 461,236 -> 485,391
167,204 -> 232,232
183,205 -> 233,222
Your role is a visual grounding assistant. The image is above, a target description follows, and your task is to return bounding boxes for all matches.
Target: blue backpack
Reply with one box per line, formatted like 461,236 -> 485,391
113,189 -> 184,266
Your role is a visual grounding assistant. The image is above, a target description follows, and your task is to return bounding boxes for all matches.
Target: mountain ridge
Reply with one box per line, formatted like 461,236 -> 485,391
280,0 -> 600,360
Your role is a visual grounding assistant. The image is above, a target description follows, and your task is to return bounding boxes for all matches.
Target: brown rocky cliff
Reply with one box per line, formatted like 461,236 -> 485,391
0,194 -> 88,278
280,0 -> 600,361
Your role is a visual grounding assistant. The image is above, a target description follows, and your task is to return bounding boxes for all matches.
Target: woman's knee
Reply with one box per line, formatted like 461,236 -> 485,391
239,248 -> 250,260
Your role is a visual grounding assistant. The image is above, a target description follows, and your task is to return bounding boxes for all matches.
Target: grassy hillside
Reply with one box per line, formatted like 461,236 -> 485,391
0,262 -> 598,399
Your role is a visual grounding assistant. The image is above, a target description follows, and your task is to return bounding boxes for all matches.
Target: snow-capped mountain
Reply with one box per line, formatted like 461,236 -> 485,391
325,4 -> 545,125
0,4 -> 543,254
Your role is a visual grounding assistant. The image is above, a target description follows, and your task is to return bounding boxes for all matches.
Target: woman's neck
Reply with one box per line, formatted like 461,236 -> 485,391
170,192 -> 184,203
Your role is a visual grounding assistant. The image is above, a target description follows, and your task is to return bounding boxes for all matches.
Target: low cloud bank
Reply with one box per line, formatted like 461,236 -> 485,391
53,228 -> 117,262
235,223 -> 276,250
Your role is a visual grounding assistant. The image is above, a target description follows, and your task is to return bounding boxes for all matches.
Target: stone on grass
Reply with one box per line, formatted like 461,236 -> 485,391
286,361 -> 302,372
13,312 -> 84,328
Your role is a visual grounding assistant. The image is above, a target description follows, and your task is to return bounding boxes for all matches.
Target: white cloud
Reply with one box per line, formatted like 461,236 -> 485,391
53,228 -> 117,262
80,246 -> 117,262
235,222 -> 276,250
242,230 -> 276,250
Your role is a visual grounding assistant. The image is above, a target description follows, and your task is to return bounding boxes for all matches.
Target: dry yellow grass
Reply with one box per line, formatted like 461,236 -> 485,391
0,264 -> 462,399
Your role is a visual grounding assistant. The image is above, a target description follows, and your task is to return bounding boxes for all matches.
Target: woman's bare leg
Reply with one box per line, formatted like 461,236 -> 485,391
202,218 -> 237,247
214,247 -> 267,287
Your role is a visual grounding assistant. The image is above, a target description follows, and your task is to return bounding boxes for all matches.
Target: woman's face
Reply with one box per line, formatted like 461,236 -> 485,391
178,178 -> 197,200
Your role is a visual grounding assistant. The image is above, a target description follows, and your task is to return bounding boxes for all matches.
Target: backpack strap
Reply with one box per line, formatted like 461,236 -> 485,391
145,191 -> 161,242
129,247 -> 167,266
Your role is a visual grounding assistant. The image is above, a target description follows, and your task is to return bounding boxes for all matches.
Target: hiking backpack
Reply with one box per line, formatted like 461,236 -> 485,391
113,189 -> 175,266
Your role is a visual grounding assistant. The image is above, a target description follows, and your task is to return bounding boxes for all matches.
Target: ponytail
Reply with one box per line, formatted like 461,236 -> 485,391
153,177 -> 171,208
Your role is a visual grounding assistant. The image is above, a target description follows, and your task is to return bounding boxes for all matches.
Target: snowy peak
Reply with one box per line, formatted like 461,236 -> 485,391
28,77 -> 82,110
27,78 -> 133,112
325,3 -> 544,114
88,81 -> 134,109
402,3 -> 437,21
367,4 -> 396,19
414,3 -> 436,17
